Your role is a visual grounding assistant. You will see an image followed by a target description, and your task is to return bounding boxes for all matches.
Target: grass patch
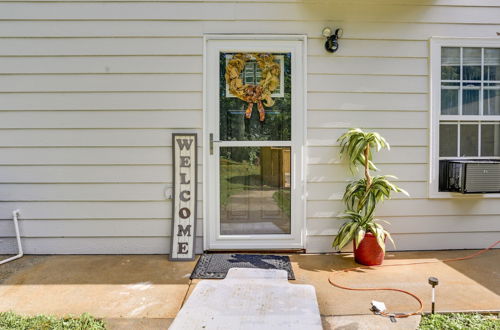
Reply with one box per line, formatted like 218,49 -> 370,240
0,311 -> 106,330
419,313 -> 500,330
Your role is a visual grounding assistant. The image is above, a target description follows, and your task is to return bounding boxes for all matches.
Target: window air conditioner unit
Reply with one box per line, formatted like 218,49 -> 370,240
440,160 -> 500,194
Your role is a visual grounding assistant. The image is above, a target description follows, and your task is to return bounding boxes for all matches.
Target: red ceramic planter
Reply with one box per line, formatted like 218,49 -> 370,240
353,232 -> 385,266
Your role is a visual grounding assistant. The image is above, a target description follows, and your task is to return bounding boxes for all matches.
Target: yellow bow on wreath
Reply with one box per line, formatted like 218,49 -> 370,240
225,53 -> 280,122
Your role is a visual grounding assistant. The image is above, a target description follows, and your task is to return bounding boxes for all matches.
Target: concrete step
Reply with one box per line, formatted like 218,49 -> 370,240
170,268 -> 322,330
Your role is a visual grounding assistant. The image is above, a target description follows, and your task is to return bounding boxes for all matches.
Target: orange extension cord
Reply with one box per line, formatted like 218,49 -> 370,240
328,240 -> 500,319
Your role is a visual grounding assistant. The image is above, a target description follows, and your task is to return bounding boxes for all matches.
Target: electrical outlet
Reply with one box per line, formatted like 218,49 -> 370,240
164,186 -> 174,200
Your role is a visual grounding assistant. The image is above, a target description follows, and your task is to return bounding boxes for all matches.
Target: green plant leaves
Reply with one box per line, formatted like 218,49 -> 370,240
338,128 -> 389,173
343,175 -> 408,214
332,210 -> 394,251
333,128 -> 406,252
0,312 -> 106,330
354,228 -> 366,249
419,313 -> 500,330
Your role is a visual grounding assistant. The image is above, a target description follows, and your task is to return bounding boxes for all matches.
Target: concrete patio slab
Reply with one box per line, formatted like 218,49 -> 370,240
289,250 -> 500,316
0,255 -> 196,319
104,317 -> 174,330
0,250 -> 498,330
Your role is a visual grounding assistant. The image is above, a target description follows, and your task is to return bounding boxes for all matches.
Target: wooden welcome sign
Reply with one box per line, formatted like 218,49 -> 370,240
170,133 -> 197,261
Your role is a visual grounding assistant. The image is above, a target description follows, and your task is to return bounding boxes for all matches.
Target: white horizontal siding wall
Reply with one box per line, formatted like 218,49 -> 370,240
0,0 -> 499,253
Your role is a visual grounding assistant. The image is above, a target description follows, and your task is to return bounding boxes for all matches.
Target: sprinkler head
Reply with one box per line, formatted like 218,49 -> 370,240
428,277 -> 439,287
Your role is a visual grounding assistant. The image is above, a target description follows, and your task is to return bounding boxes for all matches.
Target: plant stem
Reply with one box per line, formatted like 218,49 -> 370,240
364,145 -> 372,188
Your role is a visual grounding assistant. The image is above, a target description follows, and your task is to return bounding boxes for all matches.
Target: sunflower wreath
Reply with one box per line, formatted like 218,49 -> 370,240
224,53 -> 281,122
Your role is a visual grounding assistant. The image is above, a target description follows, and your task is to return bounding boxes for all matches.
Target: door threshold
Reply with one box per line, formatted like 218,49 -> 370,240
204,249 -> 305,254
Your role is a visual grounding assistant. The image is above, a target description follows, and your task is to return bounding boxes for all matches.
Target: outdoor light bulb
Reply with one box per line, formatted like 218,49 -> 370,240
336,28 -> 344,39
322,27 -> 332,38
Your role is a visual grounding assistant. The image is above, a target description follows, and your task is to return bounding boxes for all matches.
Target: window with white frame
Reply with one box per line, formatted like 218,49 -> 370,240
431,39 -> 500,195
225,54 -> 285,98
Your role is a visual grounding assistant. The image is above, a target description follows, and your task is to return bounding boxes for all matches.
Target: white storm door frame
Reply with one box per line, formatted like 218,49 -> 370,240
203,35 -> 307,250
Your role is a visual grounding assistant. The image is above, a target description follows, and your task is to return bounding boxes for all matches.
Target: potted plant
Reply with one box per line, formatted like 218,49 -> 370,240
332,128 -> 408,266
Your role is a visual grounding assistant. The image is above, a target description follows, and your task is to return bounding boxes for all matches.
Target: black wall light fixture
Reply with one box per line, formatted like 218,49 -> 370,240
322,27 -> 343,53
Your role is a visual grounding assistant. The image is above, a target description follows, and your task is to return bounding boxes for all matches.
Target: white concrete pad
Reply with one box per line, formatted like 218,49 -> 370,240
170,268 -> 322,330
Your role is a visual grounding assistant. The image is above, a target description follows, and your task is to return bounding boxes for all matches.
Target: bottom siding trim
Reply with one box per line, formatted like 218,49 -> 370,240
306,232 -> 500,253
0,237 -> 203,254
1,233 -> 498,254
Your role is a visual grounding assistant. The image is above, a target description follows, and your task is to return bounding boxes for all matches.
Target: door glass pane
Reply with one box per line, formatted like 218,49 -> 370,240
441,47 -> 460,80
481,122 -> 500,157
220,52 -> 291,141
462,85 -> 480,115
439,123 -> 458,157
460,123 -> 479,157
484,48 -> 500,81
220,146 -> 291,235
484,88 -> 500,116
463,48 -> 481,81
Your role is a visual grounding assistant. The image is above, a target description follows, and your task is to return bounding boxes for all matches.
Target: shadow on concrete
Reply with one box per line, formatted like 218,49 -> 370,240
383,250 -> 500,296
290,253 -> 369,273
290,250 -> 500,315
292,249 -> 500,300
0,255 -> 197,285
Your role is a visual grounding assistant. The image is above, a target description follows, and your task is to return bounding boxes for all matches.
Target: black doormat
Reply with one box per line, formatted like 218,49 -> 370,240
190,254 -> 295,280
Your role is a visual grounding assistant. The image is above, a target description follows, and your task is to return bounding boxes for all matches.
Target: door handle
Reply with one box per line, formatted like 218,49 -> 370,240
209,133 -> 221,155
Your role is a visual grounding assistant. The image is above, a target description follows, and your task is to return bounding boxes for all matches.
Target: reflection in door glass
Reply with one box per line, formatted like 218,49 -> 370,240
219,52 -> 292,142
220,147 -> 291,235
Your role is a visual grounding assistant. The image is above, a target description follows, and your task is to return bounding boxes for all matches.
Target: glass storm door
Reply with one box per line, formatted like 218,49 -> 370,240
205,37 -> 305,250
